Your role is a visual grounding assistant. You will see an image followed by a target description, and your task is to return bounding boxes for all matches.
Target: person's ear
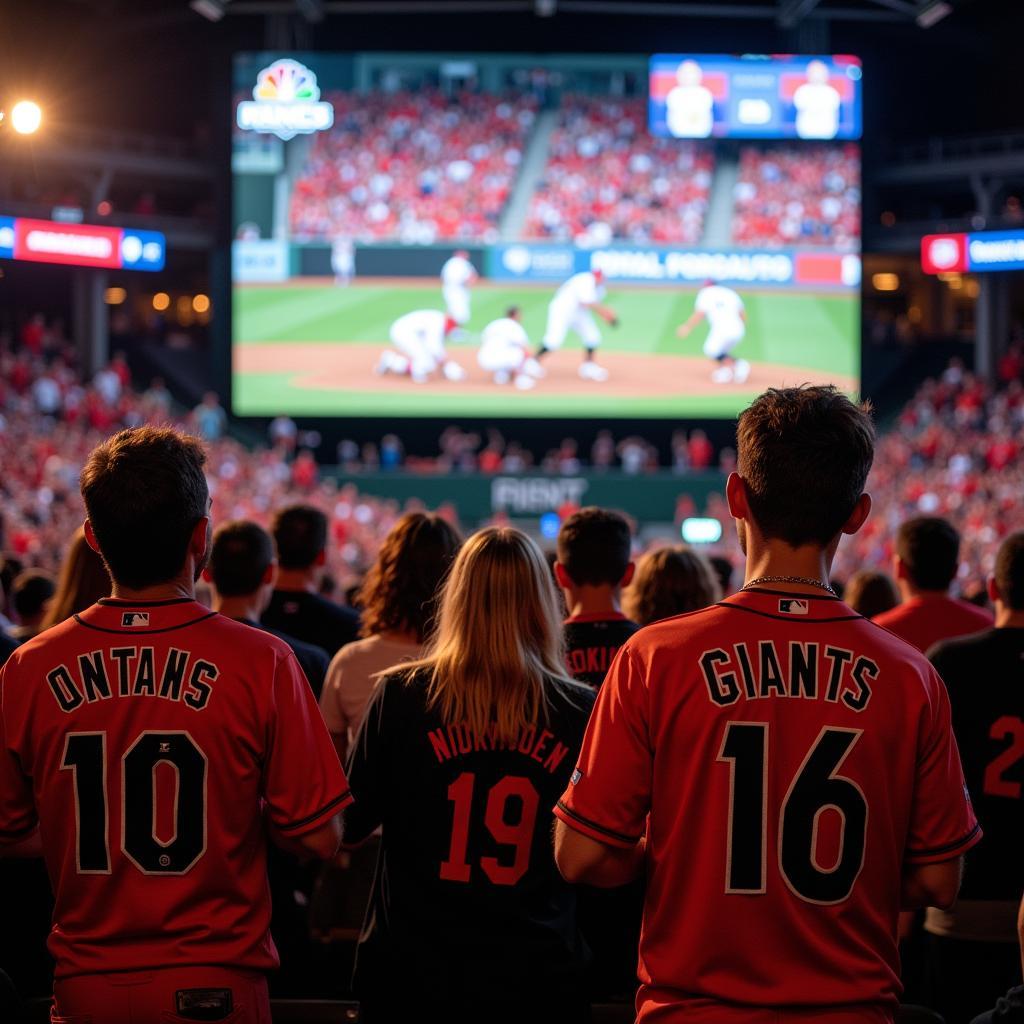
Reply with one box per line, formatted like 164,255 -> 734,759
315,549 -> 327,568
201,567 -> 213,584
619,562 -> 635,587
840,493 -> 872,536
83,520 -> 102,554
987,575 -> 1000,606
553,562 -> 572,590
894,554 -> 908,581
262,563 -> 275,586
725,472 -> 749,520
191,517 -> 210,562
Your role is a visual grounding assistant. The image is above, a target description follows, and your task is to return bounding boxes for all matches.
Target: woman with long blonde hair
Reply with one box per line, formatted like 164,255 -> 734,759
344,527 -> 594,1023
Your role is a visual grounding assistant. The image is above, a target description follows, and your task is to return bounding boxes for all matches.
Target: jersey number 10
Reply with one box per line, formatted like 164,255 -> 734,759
718,723 -> 867,905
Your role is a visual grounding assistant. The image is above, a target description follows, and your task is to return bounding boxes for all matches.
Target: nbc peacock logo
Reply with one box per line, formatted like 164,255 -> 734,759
237,58 -> 334,141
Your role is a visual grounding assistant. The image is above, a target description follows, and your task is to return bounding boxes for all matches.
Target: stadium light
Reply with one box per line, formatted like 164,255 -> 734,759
9,100 -> 42,135
915,0 -> 952,28
189,0 -> 227,22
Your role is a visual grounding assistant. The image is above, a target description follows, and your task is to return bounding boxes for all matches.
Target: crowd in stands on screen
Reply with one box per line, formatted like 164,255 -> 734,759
731,143 -> 860,248
525,95 -> 714,245
288,89 -> 537,243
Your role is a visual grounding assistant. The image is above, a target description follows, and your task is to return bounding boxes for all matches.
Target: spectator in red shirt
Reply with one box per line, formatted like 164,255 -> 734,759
872,516 -> 992,652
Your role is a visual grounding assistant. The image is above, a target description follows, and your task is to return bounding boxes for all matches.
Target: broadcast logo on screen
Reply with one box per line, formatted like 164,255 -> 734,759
921,233 -> 968,274
236,59 -> 334,141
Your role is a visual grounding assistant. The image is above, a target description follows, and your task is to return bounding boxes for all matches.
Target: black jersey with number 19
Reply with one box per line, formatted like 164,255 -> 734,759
343,668 -> 595,1020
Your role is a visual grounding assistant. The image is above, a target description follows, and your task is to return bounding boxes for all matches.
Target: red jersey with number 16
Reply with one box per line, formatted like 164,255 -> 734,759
555,589 -> 981,1021
0,598 -> 351,979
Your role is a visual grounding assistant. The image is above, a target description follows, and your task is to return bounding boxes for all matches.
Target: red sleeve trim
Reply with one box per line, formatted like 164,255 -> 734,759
905,822 -> 983,864
554,800 -> 641,850
275,791 -> 353,836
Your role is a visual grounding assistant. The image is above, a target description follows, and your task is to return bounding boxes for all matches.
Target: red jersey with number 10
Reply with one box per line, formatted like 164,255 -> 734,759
555,589 -> 981,1020
0,598 -> 351,979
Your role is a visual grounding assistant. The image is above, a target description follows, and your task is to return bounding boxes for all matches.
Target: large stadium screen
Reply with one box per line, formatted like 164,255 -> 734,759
231,52 -> 861,420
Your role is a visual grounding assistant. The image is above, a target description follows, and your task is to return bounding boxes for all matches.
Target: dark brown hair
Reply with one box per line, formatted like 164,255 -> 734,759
271,505 -> 328,571
896,516 -> 960,592
994,531 -> 1024,610
844,569 -> 900,619
40,527 -> 111,629
557,507 -> 632,587
358,512 -> 462,642
80,427 -> 208,590
624,546 -> 722,626
209,520 -> 274,597
737,386 -> 875,547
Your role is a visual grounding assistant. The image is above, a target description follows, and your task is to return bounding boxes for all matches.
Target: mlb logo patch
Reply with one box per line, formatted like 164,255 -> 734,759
122,612 -> 150,627
778,599 -> 809,616
570,769 -> 584,785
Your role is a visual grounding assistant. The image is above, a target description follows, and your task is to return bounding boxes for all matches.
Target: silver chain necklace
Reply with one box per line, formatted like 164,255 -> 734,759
742,574 -> 836,595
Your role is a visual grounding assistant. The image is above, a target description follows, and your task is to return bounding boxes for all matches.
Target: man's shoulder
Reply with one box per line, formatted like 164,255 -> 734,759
211,614 -> 297,660
928,627 -> 1000,669
623,604 -> 729,656
265,625 -> 329,668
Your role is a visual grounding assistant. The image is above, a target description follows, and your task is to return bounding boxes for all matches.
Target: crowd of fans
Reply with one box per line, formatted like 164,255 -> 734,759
289,90 -> 537,244
731,142 -> 861,249
524,95 -> 714,245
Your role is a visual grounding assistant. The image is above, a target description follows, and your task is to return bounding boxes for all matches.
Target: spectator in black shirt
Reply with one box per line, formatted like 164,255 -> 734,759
555,508 -> 639,690
205,520 -> 329,699
344,528 -> 594,1023
262,505 -> 359,655
927,531 -> 1024,1024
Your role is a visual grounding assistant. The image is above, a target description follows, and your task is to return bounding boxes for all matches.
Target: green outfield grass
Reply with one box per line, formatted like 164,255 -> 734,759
233,281 -> 859,418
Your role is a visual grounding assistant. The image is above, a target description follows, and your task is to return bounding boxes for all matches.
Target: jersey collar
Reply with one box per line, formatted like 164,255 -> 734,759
719,589 -> 861,623
76,599 -> 217,635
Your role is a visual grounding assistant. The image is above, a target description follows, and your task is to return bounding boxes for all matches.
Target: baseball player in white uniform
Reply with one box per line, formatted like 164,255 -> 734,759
477,307 -> 543,390
376,309 -> 467,384
793,60 -> 842,140
440,250 -> 477,326
534,268 -> 619,381
665,59 -> 715,139
676,280 -> 751,383
331,236 -> 354,286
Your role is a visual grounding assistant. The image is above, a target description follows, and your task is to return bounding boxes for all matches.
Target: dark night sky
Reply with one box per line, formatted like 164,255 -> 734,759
1,0 -> 1020,148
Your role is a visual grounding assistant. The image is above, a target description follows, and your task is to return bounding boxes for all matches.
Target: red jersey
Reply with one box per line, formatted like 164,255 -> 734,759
872,594 -> 992,653
0,598 -> 350,979
555,589 -> 980,1020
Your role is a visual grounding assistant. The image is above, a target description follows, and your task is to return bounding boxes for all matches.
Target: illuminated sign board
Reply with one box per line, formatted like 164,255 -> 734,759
0,215 -> 165,271
922,229 -> 1024,275
236,58 -> 334,141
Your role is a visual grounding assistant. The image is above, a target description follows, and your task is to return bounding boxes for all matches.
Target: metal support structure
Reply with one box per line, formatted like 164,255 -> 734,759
72,269 -> 109,378
969,175 -> 1007,381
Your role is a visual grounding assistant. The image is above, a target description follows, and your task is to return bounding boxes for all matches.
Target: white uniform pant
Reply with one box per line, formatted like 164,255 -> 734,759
391,326 -> 443,378
478,340 -> 527,373
443,286 -> 471,325
543,306 -> 601,351
703,327 -> 745,360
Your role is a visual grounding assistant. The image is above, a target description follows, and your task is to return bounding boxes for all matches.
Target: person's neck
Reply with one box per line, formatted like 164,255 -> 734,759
564,587 -> 623,618
213,594 -> 263,623
743,540 -> 834,594
110,577 -> 195,603
900,584 -> 949,602
273,568 -> 317,593
995,606 -> 1024,628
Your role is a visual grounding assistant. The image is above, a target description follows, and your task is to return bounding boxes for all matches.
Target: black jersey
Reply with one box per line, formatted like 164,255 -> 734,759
344,668 -> 595,1020
262,589 -> 359,657
929,627 -> 1024,901
564,613 -> 640,689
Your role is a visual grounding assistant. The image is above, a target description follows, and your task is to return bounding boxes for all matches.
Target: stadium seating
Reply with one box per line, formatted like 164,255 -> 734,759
289,90 -> 537,243
525,95 -> 714,245
731,143 -> 860,249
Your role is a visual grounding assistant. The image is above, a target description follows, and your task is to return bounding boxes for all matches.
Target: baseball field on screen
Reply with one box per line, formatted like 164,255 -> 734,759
232,279 -> 859,419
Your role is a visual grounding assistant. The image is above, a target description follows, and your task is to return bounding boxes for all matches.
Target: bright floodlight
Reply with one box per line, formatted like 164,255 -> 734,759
10,101 -> 42,135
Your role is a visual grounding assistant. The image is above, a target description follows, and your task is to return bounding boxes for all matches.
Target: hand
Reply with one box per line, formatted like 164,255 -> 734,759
609,316 -> 620,328
676,325 -> 690,339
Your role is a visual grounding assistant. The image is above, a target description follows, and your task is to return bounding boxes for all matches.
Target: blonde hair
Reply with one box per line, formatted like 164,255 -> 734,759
405,527 -> 576,743
624,544 -> 722,626
40,527 -> 111,630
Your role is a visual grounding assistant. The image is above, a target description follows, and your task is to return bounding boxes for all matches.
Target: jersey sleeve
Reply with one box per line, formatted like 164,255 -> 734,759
0,664 -> 38,844
341,673 -> 392,846
904,667 -> 982,865
554,644 -> 651,849
263,649 -> 352,838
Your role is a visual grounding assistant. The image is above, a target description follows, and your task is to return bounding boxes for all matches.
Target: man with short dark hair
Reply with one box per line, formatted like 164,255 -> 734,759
262,505 -> 359,656
555,508 -> 639,690
9,570 -> 56,641
555,386 -> 979,1023
206,520 -> 329,699
0,427 -> 349,1023
923,531 -> 1024,1024
873,516 -> 992,651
